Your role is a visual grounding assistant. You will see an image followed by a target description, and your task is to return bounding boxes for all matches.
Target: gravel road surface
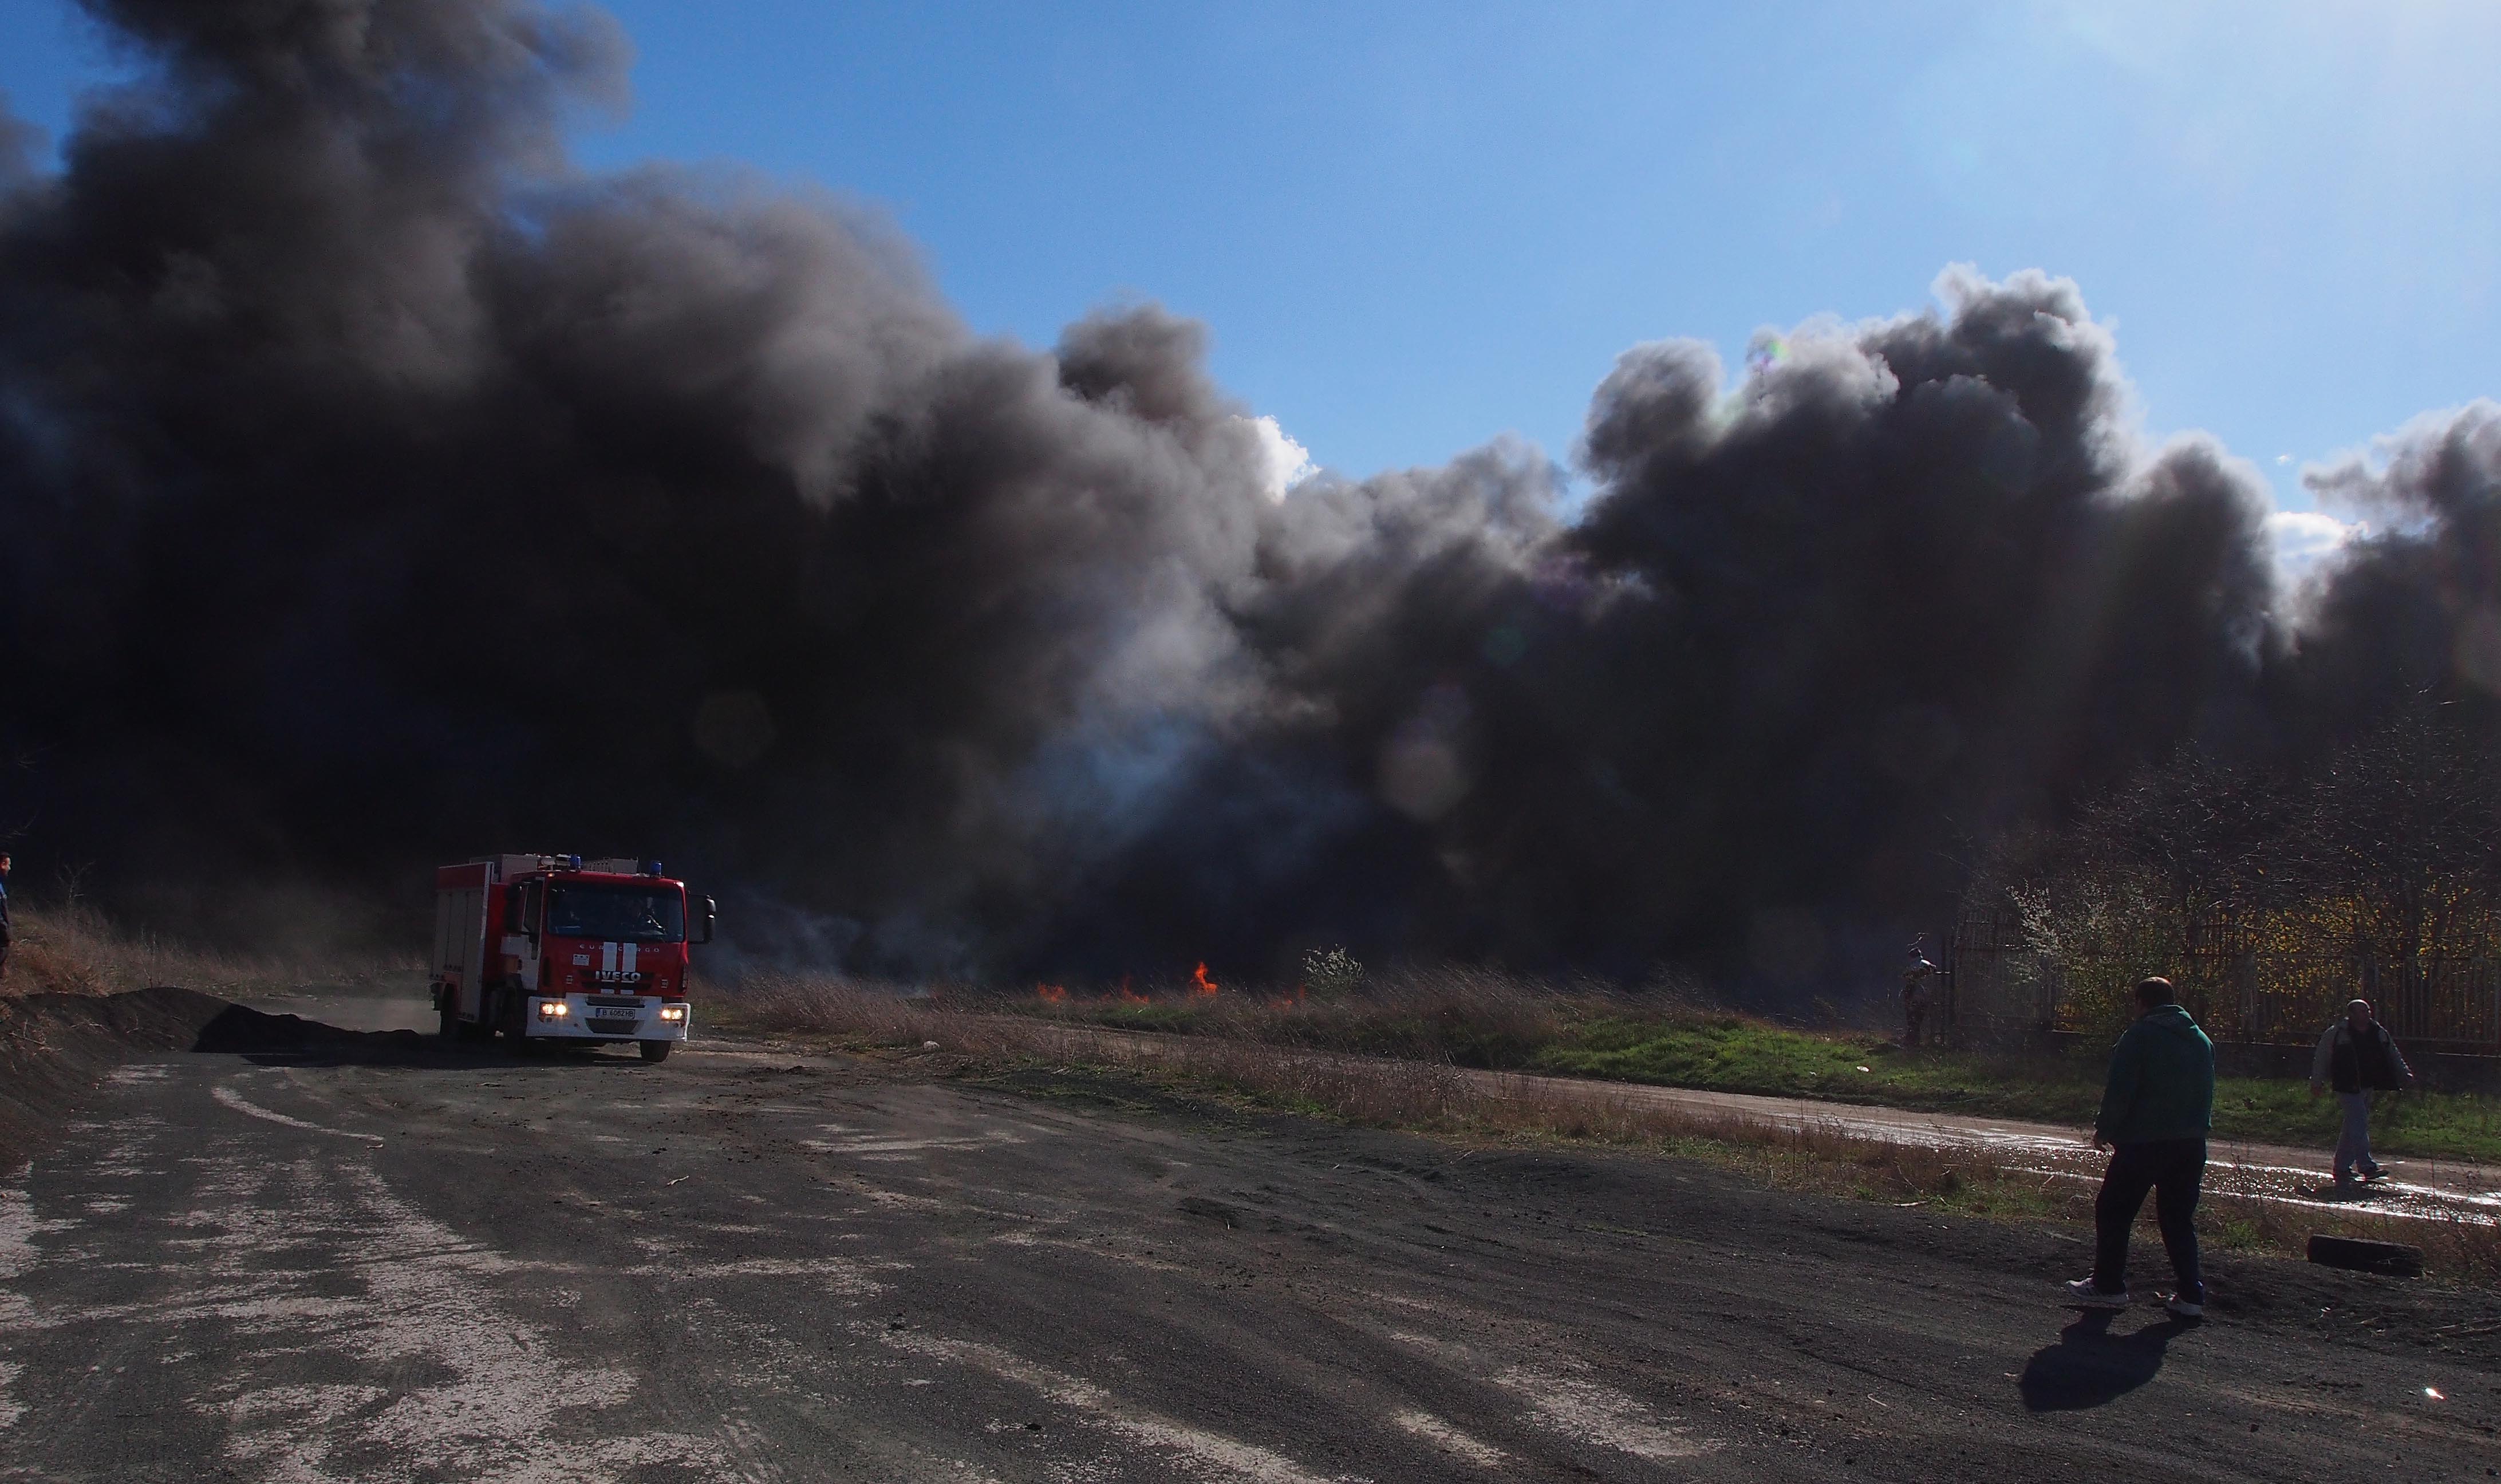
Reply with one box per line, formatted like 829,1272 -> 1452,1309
3,986 -> 2497,1482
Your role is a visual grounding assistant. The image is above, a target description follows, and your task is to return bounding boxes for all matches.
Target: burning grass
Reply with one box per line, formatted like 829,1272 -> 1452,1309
716,968 -> 2501,1288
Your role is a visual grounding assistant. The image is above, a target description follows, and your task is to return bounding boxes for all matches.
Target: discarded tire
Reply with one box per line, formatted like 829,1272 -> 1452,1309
2306,1234 -> 2424,1277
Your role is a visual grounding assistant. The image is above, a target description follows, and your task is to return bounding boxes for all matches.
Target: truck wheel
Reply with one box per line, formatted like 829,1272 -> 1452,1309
638,1040 -> 673,1064
492,984 -> 530,1048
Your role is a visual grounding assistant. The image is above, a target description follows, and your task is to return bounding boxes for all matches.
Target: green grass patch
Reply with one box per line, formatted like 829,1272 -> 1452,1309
1533,1016 -> 2501,1162
2211,1078 -> 2501,1163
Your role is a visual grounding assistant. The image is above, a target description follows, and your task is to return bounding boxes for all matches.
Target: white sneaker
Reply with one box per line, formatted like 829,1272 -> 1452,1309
2162,1292 -> 2204,1318
2065,1278 -> 2130,1308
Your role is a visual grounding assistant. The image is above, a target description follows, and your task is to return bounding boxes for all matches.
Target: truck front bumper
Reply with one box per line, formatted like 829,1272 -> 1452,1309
521,993 -> 692,1043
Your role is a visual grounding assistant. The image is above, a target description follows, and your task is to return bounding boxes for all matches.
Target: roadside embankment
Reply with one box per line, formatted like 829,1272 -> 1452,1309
0,986 -> 431,1175
713,973 -> 2501,1285
760,969 -> 2501,1163
0,905 -> 438,1173
0,988 -> 237,1174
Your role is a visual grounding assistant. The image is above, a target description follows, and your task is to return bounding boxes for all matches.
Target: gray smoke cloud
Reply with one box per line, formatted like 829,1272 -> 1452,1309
2290,401 -> 2501,725
0,0 -> 2488,987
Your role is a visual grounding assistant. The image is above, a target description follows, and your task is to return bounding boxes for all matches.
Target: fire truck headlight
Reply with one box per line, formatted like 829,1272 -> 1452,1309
537,1000 -> 568,1020
658,1004 -> 688,1023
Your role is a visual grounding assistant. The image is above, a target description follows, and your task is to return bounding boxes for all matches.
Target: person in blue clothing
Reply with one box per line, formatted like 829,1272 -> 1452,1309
2067,976 -> 2215,1318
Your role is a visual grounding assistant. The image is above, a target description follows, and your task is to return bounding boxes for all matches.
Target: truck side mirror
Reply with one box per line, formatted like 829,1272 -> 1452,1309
695,896 -> 717,945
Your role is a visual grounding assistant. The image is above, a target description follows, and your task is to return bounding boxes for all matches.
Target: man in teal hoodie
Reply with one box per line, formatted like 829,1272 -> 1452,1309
2067,976 -> 2215,1317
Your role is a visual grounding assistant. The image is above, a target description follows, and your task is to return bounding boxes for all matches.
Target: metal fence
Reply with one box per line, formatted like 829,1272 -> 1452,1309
1946,914 -> 2501,1055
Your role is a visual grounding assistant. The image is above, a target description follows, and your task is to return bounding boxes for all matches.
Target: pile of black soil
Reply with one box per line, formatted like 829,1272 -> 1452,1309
2,988 -> 233,1174
0,989 -> 429,1174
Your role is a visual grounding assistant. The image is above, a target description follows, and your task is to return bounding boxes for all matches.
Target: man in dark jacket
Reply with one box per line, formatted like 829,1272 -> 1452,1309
2309,998 -> 2415,1185
2068,977 -> 2215,1317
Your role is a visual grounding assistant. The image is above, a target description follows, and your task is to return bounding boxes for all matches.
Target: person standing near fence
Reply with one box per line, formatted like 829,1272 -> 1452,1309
2309,998 -> 2415,1186
2068,977 -> 2214,1317
1900,937 -> 1937,1049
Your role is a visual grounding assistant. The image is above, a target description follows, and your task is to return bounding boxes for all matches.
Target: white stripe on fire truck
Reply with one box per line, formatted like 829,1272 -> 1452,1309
624,942 -> 639,975
602,942 -> 618,974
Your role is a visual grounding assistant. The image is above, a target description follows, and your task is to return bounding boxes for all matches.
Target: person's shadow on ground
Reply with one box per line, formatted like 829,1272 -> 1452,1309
2019,1310 -> 2199,1411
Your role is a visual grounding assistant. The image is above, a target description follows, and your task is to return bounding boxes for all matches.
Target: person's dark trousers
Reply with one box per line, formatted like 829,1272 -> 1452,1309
2090,1138 -> 2206,1301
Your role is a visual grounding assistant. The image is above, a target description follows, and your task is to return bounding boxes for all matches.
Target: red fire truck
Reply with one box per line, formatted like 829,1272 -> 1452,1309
429,854 -> 716,1062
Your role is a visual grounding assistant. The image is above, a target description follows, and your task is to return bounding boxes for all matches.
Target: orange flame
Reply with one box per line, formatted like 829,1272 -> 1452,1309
1036,982 -> 1067,1003
1115,974 -> 1148,1005
1193,962 -> 1219,997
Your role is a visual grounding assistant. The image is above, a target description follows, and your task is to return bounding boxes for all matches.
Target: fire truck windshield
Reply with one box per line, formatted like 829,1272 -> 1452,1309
545,885 -> 686,943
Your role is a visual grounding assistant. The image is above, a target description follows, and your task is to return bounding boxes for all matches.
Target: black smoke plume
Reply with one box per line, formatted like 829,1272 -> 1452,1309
1,0 -> 2494,988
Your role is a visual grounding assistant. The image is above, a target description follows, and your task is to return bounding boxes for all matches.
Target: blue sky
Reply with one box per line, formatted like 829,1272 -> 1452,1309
3,1 -> 2496,519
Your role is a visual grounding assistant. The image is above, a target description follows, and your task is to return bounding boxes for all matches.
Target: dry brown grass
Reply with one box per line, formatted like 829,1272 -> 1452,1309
0,903 -> 414,999
1009,961 -> 1637,1064
723,969 -> 1488,1123
730,970 -> 2057,1215
718,967 -> 2501,1285
2203,1187 -> 2501,1288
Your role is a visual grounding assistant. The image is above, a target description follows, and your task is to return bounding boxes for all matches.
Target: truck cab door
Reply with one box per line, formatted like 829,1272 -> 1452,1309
500,880 -> 544,989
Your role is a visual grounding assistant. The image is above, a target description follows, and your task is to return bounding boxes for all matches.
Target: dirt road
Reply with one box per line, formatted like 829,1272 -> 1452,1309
2,986 -> 2497,1482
